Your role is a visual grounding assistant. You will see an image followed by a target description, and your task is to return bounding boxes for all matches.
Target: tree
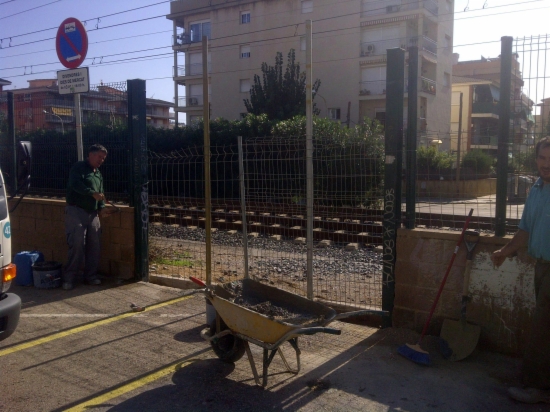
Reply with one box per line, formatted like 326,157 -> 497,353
244,49 -> 321,121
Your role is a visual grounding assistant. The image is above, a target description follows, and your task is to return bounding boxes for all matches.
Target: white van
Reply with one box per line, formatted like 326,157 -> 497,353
0,166 -> 20,341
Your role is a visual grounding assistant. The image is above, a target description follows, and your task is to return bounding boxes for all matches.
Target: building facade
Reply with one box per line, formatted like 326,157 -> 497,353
167,0 -> 454,146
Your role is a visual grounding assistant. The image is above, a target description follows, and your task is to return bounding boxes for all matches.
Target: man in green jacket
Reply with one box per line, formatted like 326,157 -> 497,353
64,144 -> 116,290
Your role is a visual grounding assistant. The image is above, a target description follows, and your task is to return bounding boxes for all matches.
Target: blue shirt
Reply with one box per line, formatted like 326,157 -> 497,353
519,178 -> 550,261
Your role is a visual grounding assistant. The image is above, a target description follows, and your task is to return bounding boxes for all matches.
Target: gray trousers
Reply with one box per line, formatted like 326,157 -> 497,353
523,261 -> 550,389
64,205 -> 101,283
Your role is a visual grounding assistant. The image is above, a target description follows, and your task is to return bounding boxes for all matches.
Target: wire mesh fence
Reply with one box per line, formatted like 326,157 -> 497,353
148,137 -> 385,311
410,34 -> 549,233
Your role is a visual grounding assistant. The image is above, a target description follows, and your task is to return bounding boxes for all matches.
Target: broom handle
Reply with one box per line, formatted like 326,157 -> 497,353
418,208 -> 474,343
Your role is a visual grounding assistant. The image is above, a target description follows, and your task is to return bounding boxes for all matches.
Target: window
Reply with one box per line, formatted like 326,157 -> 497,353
300,36 -> 306,51
241,11 -> 250,24
190,21 -> 211,43
328,108 -> 341,120
240,79 -> 251,93
240,45 -> 251,59
301,0 -> 313,13
24,93 -> 32,102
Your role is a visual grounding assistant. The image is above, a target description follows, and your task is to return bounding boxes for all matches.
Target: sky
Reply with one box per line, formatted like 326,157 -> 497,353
0,0 -> 549,122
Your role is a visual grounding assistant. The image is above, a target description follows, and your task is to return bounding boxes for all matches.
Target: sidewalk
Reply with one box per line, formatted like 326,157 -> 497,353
1,280 -> 548,412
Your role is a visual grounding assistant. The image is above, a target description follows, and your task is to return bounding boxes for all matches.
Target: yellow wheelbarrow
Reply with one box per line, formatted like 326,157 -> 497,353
192,278 -> 388,387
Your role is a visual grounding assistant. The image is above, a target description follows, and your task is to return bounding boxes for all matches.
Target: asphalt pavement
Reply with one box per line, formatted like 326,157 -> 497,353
1,279 -> 548,412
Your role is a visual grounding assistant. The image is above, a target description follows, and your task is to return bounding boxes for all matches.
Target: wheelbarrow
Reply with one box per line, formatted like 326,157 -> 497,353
191,277 -> 388,387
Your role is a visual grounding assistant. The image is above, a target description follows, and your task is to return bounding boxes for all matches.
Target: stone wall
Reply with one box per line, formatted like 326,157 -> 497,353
394,228 -> 535,355
8,198 -> 135,280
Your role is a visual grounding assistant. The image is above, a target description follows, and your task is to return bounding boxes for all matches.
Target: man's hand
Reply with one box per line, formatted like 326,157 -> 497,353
92,192 -> 105,201
490,249 -> 508,268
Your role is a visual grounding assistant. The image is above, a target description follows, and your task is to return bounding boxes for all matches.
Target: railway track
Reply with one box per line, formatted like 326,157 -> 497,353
149,197 -> 520,245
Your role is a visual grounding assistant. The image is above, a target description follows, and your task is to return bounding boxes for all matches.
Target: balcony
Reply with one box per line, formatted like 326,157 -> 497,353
44,113 -> 74,123
361,35 -> 437,58
420,77 -> 436,95
361,0 -> 438,18
173,63 -> 211,78
44,99 -> 73,108
359,78 -> 408,96
177,95 -> 211,108
472,102 -> 500,116
472,135 -> 498,146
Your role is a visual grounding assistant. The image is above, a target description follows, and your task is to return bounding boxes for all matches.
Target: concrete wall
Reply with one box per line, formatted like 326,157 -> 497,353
417,178 -> 496,198
8,198 -> 135,280
394,228 -> 535,355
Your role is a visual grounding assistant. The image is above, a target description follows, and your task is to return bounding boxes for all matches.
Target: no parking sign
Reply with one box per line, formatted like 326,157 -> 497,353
56,17 -> 88,69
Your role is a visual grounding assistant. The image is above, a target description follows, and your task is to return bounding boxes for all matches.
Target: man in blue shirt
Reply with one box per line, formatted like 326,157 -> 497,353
492,136 -> 550,404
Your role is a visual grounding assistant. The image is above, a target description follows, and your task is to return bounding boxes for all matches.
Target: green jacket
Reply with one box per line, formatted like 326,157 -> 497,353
66,160 -> 105,212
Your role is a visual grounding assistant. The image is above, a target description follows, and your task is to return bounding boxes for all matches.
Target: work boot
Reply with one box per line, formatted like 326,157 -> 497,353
62,282 -> 73,290
508,387 -> 550,404
85,278 -> 101,286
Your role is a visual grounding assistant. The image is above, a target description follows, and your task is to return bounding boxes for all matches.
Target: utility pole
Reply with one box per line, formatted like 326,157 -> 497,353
455,92 -> 463,183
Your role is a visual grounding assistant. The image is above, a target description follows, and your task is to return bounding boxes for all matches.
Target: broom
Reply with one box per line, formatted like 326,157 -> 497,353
397,208 -> 474,365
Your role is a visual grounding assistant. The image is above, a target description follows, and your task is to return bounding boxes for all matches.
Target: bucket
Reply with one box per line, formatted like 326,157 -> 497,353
32,261 -> 62,289
14,251 -> 44,286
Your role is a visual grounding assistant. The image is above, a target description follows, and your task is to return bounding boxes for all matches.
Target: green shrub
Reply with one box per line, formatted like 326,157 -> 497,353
460,149 -> 494,177
417,146 -> 454,178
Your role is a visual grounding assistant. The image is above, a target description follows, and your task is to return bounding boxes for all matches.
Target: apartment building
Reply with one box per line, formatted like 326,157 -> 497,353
167,0 -> 454,146
452,54 -> 535,154
0,79 -> 173,132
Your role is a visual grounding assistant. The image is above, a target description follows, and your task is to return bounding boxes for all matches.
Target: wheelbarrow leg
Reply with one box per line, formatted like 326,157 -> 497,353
277,338 -> 301,374
244,341 -> 261,386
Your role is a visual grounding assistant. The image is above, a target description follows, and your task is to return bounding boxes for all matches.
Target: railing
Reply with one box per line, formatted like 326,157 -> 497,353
472,134 -> 498,146
472,102 -> 500,115
173,62 -> 211,77
423,0 -> 438,16
360,0 -> 438,17
361,35 -> 437,57
420,77 -> 436,95
173,33 -> 210,46
44,114 -> 74,123
177,95 -> 211,107
359,78 -> 408,96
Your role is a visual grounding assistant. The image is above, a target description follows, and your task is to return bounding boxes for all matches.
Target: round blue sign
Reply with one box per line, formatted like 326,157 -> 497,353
56,18 -> 88,69
3,222 -> 11,239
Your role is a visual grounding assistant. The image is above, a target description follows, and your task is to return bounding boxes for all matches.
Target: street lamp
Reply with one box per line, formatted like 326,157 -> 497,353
43,109 -> 64,134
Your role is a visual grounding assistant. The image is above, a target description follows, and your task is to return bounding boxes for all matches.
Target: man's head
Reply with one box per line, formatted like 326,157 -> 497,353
535,136 -> 550,183
87,144 -> 108,170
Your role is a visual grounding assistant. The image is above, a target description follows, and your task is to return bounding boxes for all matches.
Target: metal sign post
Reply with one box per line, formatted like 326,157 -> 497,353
55,17 -> 88,161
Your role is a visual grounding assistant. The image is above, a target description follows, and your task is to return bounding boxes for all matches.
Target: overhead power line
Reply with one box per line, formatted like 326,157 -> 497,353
0,0 -> 61,21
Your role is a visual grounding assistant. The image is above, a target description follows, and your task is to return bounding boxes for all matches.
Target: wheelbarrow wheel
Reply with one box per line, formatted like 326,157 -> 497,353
209,320 -> 246,363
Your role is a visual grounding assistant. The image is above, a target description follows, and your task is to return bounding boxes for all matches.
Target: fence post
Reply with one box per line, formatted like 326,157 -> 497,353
7,91 -> 16,193
127,79 -> 149,281
305,19 -> 314,300
238,136 -> 249,279
405,46 -> 418,229
495,36 -> 513,237
383,48 -> 405,326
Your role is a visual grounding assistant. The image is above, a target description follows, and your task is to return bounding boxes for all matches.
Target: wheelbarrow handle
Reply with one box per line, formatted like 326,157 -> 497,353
295,327 -> 341,336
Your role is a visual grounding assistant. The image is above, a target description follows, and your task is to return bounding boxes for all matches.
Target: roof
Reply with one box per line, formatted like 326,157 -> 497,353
146,97 -> 173,107
0,78 -> 11,86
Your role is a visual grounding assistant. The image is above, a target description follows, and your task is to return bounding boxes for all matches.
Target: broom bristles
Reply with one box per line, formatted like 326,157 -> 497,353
397,343 -> 431,365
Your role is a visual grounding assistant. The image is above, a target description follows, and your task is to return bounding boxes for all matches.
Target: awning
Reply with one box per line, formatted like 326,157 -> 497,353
52,107 -> 73,116
489,85 -> 500,101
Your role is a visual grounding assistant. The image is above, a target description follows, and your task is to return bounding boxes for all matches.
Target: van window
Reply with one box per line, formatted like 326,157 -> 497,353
0,174 -> 7,221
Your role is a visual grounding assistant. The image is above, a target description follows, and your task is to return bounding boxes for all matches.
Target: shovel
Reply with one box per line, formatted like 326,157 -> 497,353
440,230 -> 481,361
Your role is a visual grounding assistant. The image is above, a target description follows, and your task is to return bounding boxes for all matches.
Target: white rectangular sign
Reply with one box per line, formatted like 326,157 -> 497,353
57,67 -> 89,95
